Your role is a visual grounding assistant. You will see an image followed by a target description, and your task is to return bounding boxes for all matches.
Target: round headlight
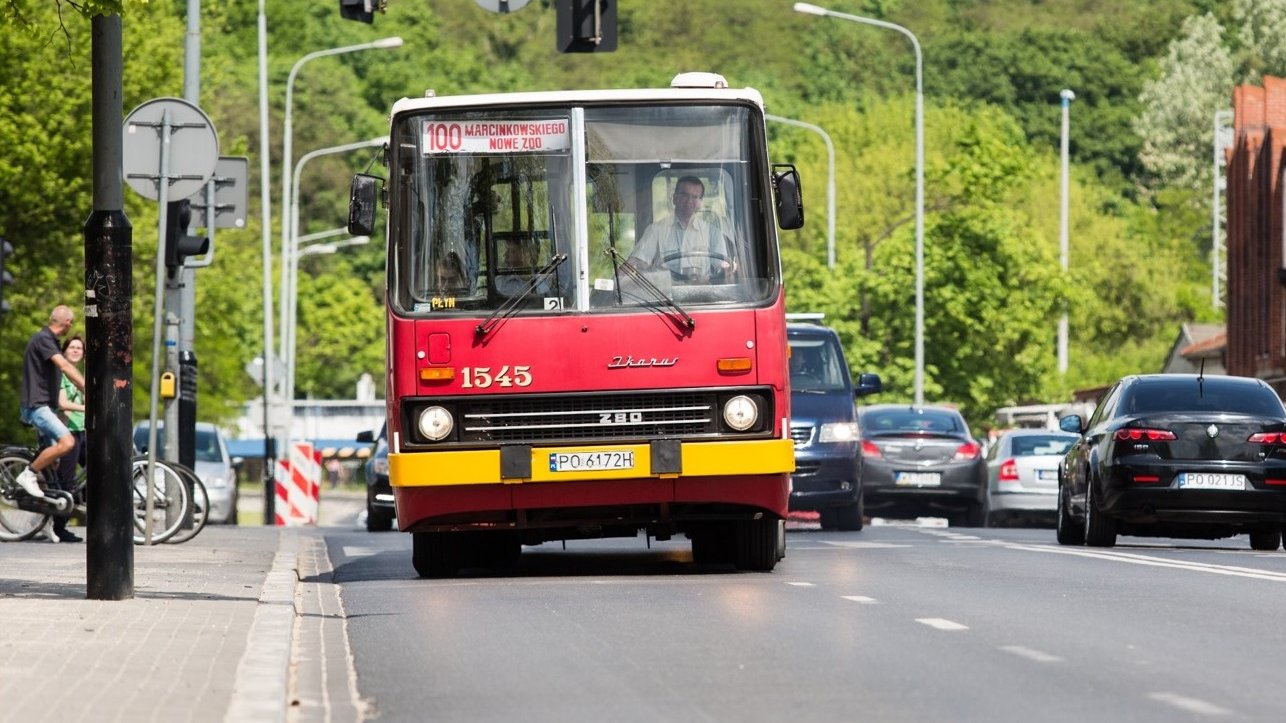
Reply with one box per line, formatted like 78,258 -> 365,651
417,406 -> 454,441
723,395 -> 759,431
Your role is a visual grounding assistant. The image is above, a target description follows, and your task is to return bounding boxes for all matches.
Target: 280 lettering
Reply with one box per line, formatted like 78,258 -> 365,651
460,365 -> 533,389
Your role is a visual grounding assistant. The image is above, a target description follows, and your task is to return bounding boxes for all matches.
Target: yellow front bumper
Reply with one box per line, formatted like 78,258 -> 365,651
389,438 -> 795,487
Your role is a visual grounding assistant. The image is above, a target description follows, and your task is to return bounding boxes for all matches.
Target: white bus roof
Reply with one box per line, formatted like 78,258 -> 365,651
390,83 -> 765,117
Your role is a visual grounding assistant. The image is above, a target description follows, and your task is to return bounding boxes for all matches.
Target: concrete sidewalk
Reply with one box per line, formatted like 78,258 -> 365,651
0,490 -> 366,723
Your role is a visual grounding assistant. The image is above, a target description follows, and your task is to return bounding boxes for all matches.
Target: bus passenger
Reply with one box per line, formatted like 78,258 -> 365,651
626,176 -> 733,284
435,252 -> 469,293
495,240 -> 549,296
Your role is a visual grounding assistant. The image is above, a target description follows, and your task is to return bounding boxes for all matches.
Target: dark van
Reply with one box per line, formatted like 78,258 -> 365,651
787,318 -> 882,530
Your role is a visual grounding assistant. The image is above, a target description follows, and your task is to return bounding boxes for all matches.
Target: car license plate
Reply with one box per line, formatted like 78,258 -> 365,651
1037,469 -> 1058,481
548,450 -> 635,472
895,471 -> 941,487
1176,472 -> 1247,490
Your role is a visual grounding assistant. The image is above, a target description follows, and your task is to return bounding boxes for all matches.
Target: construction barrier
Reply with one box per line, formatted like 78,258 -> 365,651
275,442 -> 321,526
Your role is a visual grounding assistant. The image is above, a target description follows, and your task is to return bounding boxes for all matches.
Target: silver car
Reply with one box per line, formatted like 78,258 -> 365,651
984,429 -> 1079,526
133,422 -> 239,524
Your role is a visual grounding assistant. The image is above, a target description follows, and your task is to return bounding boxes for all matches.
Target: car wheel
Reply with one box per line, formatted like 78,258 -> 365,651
1248,528 -> 1282,551
962,499 -> 988,528
834,502 -> 863,531
1055,482 -> 1084,546
1083,478 -> 1117,548
366,504 -> 394,532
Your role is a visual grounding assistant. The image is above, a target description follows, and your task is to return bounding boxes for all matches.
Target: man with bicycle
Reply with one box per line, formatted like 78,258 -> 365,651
18,305 -> 86,542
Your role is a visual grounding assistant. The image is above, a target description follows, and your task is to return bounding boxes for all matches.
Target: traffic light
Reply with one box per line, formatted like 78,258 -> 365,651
164,200 -> 210,270
0,238 -> 12,316
339,0 -> 375,23
557,0 -> 617,53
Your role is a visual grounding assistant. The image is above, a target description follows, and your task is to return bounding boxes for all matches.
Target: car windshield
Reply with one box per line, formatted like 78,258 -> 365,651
133,426 -> 226,463
1010,435 -> 1075,456
788,337 -> 848,392
1122,378 -> 1286,417
862,408 -> 967,436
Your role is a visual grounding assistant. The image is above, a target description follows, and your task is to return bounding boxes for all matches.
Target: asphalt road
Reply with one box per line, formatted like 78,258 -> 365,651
317,521 -> 1286,723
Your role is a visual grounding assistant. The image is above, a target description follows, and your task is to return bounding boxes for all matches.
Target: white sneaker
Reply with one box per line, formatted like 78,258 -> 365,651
42,519 -> 59,544
14,468 -> 44,498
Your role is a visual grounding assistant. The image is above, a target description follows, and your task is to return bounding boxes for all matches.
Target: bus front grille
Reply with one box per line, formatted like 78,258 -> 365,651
457,391 -> 718,444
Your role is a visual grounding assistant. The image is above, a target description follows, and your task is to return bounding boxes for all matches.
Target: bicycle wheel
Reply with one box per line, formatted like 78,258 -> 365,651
0,449 -> 50,542
165,463 -> 208,545
131,456 -> 190,544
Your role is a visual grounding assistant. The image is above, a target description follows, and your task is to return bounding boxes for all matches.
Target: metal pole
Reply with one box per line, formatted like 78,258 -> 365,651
1212,109 -> 1231,311
793,3 -> 924,403
86,13 -> 134,600
257,0 -> 276,524
765,114 -> 835,268
1058,89 -> 1074,375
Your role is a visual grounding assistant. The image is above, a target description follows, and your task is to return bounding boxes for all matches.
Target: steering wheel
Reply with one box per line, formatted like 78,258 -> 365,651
660,250 -> 733,282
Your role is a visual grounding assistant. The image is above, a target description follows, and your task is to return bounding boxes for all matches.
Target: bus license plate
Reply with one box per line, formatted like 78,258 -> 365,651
1177,472 -> 1247,490
549,450 -> 636,473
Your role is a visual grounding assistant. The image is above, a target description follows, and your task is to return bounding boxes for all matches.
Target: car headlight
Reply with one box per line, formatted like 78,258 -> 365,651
371,457 -> 389,476
418,406 -> 454,441
818,422 -> 858,443
723,395 -> 759,432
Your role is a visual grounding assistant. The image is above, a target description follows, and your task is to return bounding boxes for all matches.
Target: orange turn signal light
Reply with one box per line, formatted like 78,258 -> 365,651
419,366 -> 456,382
717,357 -> 753,373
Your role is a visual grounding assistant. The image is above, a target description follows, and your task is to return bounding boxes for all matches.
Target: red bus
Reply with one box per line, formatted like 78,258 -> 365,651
348,72 -> 805,576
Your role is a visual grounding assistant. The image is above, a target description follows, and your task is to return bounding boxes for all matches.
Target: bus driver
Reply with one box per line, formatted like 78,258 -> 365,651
626,176 -> 733,284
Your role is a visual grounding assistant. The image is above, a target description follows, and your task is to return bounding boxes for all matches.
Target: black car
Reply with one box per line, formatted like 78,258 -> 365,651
356,424 -> 395,532
786,321 -> 882,530
858,404 -> 987,526
1057,373 -> 1286,550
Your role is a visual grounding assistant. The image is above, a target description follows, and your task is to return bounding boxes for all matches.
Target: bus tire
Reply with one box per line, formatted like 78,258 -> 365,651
413,532 -> 461,578
735,516 -> 779,572
690,522 -> 736,565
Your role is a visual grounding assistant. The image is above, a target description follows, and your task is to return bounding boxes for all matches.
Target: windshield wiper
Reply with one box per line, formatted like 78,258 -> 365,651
475,253 -> 568,340
606,247 -> 695,331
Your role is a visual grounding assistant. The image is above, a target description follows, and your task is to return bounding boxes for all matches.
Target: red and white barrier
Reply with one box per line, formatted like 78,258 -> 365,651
274,442 -> 321,526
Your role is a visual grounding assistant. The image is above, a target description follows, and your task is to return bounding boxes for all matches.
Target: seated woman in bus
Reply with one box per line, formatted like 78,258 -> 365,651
624,175 -> 734,284
434,252 -> 469,293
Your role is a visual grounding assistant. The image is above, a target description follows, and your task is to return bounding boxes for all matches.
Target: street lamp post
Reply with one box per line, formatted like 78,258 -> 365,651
1212,109 -> 1232,310
765,113 -> 836,268
256,0 -> 276,523
1058,88 -> 1074,375
283,136 -> 389,443
794,2 -> 925,404
279,36 -> 402,411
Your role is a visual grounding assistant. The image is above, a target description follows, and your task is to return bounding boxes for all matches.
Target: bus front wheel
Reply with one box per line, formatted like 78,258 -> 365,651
413,532 -> 461,578
735,516 -> 780,572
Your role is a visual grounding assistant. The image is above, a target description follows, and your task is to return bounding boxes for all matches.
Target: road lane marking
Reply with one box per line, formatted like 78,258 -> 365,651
820,541 -> 912,549
996,542 -> 1286,582
999,645 -> 1062,663
916,618 -> 968,631
785,581 -> 815,587
341,546 -> 380,558
1147,692 -> 1234,717
841,595 -> 877,604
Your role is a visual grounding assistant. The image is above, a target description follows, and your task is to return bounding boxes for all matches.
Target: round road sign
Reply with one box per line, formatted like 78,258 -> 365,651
122,97 -> 219,202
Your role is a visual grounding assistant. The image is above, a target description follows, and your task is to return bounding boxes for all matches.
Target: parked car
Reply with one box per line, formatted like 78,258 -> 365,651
858,404 -> 987,526
1057,373 -> 1286,550
356,424 -> 395,532
133,422 -> 239,524
984,428 -> 1079,527
786,321 -> 882,530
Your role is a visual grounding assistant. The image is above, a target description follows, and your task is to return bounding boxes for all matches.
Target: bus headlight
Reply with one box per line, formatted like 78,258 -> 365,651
723,395 -> 759,432
417,406 -> 454,441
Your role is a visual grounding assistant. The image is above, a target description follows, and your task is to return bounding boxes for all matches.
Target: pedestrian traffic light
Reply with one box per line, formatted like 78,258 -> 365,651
164,200 -> 210,270
0,238 -> 12,316
557,0 -> 617,53
339,0 -> 376,23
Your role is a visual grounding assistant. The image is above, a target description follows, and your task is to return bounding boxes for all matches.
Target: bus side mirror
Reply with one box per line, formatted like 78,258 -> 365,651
854,372 -> 882,398
348,173 -> 381,236
772,164 -> 804,230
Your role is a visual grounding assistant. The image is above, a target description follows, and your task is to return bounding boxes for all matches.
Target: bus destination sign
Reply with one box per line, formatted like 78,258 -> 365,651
423,119 -> 571,154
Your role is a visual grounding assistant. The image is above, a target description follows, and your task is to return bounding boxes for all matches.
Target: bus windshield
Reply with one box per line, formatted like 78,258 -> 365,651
389,103 -> 777,315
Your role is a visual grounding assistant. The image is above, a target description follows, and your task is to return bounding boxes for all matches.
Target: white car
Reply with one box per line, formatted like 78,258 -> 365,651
984,428 -> 1079,527
133,422 -> 240,524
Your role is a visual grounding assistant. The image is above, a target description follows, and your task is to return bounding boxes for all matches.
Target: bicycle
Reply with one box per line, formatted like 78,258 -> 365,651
0,447 -> 206,544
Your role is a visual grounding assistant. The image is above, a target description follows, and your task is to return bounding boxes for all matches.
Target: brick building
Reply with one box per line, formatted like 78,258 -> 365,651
1226,75 -> 1286,395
